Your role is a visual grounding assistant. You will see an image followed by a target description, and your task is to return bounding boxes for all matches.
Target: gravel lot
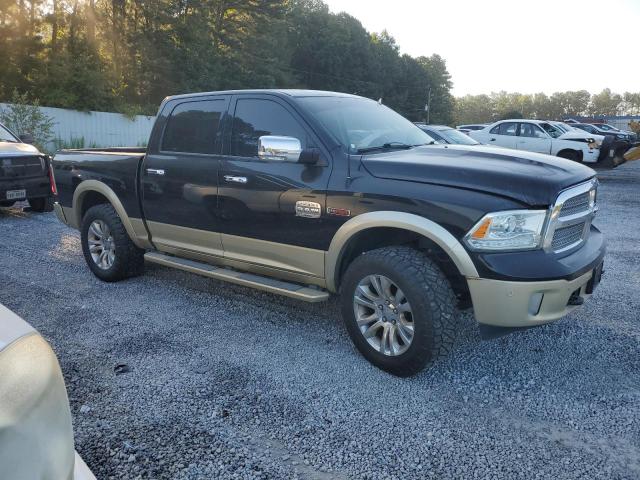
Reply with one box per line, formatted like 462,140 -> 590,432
1,162 -> 639,480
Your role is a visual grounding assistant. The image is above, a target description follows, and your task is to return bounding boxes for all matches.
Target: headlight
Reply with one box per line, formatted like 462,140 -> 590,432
465,210 -> 547,251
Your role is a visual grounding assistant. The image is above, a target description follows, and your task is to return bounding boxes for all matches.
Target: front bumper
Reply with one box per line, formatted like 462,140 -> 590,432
0,175 -> 51,201
468,269 -> 596,327
466,225 -> 605,328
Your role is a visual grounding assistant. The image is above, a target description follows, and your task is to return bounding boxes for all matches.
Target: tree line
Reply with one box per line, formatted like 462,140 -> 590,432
454,89 -> 640,125
0,0 -> 453,123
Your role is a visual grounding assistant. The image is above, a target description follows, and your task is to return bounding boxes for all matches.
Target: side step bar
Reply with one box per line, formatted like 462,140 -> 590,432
144,252 -> 329,303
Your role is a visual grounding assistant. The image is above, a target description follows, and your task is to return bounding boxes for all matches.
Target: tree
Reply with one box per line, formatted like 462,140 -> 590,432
0,90 -> 54,151
589,88 -> 623,116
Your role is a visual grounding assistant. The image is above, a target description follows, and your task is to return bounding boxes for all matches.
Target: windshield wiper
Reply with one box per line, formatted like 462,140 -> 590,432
356,142 -> 422,154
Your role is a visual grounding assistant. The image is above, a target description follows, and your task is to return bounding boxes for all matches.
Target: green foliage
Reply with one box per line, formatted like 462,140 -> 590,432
0,90 -> 55,151
454,89 -> 639,125
0,0 -> 455,122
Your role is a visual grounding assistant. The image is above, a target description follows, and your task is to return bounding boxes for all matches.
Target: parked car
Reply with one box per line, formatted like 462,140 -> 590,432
0,122 -> 54,211
0,303 -> 95,479
572,123 -> 637,143
51,90 -> 605,376
469,119 -> 602,163
456,124 -> 487,134
414,123 -> 480,145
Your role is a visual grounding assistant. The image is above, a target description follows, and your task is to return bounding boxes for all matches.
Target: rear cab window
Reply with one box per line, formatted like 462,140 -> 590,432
162,99 -> 227,154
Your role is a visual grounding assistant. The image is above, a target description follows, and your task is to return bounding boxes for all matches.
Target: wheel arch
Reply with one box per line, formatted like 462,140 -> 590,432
325,211 -> 479,293
72,180 -> 151,249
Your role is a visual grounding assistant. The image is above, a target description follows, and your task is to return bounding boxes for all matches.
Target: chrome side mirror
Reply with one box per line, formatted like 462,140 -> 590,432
258,136 -> 302,163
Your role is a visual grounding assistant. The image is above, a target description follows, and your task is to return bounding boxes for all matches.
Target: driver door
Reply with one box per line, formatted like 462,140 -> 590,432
516,122 -> 552,154
217,94 -> 332,278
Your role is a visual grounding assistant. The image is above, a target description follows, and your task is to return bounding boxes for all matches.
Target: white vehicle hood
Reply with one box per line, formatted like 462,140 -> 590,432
0,304 -> 35,351
0,141 -> 41,157
559,131 -> 604,142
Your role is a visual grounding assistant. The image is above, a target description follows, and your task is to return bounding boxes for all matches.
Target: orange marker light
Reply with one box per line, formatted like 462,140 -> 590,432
471,218 -> 492,239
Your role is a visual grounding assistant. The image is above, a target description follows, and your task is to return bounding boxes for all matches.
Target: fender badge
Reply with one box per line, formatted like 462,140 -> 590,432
295,201 -> 321,218
326,207 -> 351,217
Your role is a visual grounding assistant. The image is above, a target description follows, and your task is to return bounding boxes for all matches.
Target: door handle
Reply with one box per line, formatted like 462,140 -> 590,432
146,168 -> 165,175
224,175 -> 248,184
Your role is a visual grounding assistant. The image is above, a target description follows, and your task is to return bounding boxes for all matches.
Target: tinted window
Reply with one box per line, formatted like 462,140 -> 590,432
162,100 -> 225,154
491,122 -> 517,136
231,99 -> 307,157
519,123 -> 547,138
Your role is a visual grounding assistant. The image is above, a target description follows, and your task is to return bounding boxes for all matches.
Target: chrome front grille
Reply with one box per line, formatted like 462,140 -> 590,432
559,192 -> 591,217
544,179 -> 598,253
551,222 -> 587,250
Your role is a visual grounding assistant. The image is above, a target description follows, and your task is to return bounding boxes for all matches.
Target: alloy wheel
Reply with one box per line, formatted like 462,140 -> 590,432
353,274 -> 414,356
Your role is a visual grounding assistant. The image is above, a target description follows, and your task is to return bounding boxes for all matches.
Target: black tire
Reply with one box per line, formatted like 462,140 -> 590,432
81,204 -> 145,282
557,150 -> 580,162
0,201 -> 16,208
28,196 -> 54,212
340,246 -> 458,377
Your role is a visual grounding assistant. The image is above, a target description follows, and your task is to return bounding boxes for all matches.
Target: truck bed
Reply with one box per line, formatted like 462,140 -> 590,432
52,148 -> 146,222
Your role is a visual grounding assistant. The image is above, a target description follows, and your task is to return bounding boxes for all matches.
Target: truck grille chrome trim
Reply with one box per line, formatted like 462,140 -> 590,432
543,179 -> 598,253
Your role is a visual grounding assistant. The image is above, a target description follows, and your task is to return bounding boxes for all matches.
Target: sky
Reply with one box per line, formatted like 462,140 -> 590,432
323,0 -> 640,97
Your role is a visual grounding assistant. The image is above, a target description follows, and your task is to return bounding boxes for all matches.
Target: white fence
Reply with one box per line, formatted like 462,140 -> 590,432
0,103 -> 156,152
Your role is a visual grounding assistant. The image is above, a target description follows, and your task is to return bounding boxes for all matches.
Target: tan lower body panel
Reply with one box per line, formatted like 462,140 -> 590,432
145,251 -> 328,302
145,220 -> 224,258
467,270 -> 593,327
145,221 -> 326,289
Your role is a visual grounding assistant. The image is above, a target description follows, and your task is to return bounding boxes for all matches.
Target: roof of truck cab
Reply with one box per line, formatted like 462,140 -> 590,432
164,89 -> 363,102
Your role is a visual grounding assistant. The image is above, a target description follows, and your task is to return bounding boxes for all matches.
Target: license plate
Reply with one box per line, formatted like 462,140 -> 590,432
6,189 -> 26,200
586,261 -> 604,294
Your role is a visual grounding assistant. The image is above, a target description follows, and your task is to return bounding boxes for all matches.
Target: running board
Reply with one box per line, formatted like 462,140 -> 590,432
144,252 -> 329,302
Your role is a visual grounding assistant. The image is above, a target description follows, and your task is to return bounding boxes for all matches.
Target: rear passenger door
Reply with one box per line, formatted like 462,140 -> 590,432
487,122 -> 518,149
141,95 -> 229,257
516,122 -> 552,154
217,94 -> 332,278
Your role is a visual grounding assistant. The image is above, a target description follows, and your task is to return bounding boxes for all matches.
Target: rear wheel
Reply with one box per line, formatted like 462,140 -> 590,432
28,196 -> 54,212
340,246 -> 458,377
81,204 -> 145,282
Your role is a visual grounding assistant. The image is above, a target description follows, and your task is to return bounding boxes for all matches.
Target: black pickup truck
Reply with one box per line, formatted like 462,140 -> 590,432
52,90 -> 605,376
0,122 -> 54,212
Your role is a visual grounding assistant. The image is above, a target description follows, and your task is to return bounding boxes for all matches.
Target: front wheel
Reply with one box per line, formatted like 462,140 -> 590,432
81,204 -> 145,282
340,246 -> 459,377
557,150 -> 580,162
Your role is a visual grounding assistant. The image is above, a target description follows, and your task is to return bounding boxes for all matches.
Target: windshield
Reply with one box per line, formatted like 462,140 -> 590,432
0,124 -> 18,142
551,122 -> 570,133
540,123 -> 563,139
437,128 -> 479,145
297,96 -> 435,153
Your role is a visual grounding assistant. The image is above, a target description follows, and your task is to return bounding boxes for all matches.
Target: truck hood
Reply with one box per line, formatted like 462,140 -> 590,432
0,141 -> 41,157
360,144 -> 595,206
559,131 -> 604,142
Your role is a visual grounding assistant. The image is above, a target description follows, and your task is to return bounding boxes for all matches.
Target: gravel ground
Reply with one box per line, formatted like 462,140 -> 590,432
1,162 -> 639,480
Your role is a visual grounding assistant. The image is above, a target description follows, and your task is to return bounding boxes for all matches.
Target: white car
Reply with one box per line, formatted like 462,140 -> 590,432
469,119 -> 601,163
0,304 -> 95,480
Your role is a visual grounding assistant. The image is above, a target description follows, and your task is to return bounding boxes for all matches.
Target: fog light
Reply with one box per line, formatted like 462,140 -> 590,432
528,293 -> 543,316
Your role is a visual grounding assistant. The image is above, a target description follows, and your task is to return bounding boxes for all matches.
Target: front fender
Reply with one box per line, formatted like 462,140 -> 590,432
325,211 -> 479,292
